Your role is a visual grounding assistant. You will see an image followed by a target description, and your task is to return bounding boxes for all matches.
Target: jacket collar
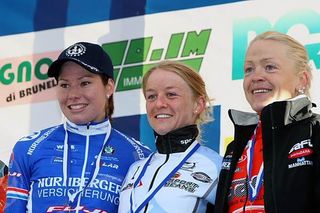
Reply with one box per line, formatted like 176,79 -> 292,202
155,125 -> 198,154
65,118 -> 111,136
229,96 -> 314,127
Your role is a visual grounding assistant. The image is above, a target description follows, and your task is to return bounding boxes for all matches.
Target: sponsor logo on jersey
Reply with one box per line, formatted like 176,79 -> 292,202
288,139 -> 313,169
181,162 -> 196,172
103,146 -> 115,154
27,126 -> 59,156
288,157 -> 313,169
100,162 -> 119,170
37,177 -> 120,190
191,172 -> 212,183
180,138 -> 192,145
19,131 -> 41,141
55,144 -> 77,152
100,156 -> 119,162
36,177 -> 121,205
288,148 -> 313,159
52,157 -> 77,165
121,183 -> 132,191
172,172 -> 181,179
221,154 -> 233,170
288,139 -> 313,154
165,178 -> 199,193
8,172 -> 22,177
46,206 -> 108,213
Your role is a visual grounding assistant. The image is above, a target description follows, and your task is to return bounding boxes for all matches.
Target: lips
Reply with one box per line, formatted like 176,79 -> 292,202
252,89 -> 272,94
155,114 -> 172,119
68,103 -> 88,110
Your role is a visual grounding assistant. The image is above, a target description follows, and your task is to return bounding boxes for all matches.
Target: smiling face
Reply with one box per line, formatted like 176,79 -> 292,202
57,61 -> 114,124
243,39 -> 305,114
144,68 -> 202,135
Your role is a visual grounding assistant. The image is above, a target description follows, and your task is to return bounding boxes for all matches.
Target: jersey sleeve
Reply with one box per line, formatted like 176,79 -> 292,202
5,142 -> 31,213
203,148 -> 223,205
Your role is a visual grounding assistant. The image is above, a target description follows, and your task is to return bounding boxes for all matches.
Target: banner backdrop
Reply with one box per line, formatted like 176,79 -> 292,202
1,0 -> 320,164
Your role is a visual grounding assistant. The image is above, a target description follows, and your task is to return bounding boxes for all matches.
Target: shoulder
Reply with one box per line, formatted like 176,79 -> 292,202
13,124 -> 63,155
192,145 -> 223,172
111,128 -> 150,148
110,128 -> 152,158
197,145 -> 222,162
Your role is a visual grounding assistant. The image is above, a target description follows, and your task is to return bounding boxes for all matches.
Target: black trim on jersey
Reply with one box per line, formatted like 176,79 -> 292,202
155,125 -> 198,154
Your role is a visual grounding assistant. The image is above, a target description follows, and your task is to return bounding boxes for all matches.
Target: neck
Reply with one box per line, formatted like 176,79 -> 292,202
155,125 -> 199,154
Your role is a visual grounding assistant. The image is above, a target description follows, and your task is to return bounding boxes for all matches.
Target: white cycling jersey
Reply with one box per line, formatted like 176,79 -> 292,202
119,125 -> 222,213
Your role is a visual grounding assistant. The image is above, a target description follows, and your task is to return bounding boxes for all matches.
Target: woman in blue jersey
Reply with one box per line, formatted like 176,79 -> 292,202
119,61 -> 222,213
5,42 -> 151,213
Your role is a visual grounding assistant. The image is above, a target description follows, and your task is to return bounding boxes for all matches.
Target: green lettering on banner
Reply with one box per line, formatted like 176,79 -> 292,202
232,9 -> 320,80
18,61 -> 32,82
0,29 -> 211,91
0,63 -> 14,85
35,58 -> 52,80
182,29 -> 211,57
102,29 -> 211,92
117,64 -> 153,91
150,49 -> 163,61
125,37 -> 152,64
165,33 -> 184,59
102,41 -> 128,66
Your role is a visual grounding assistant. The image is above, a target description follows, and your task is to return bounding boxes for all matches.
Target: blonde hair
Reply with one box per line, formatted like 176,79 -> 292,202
249,31 -> 312,96
142,61 -> 213,138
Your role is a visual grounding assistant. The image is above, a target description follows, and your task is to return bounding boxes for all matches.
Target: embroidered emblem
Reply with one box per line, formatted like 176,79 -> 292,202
65,43 -> 86,57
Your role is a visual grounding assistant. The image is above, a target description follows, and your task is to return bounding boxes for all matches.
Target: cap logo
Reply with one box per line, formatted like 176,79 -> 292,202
65,43 -> 86,57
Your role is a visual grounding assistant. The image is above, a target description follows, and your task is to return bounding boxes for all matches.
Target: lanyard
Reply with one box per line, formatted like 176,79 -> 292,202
246,124 -> 264,202
130,142 -> 200,213
63,121 -> 112,205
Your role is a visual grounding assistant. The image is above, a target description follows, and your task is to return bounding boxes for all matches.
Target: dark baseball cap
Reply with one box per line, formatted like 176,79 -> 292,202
47,42 -> 114,80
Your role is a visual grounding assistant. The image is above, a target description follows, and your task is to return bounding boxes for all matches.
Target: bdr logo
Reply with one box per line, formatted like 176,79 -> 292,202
232,9 -> 320,80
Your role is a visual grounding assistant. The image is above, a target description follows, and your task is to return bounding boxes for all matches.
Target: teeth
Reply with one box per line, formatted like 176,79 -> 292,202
156,114 -> 171,118
69,104 -> 86,109
253,89 -> 270,94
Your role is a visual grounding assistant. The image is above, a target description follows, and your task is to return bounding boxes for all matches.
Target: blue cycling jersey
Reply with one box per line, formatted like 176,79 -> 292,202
5,119 -> 151,213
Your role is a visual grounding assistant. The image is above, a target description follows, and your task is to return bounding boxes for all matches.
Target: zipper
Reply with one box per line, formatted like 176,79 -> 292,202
143,153 -> 170,213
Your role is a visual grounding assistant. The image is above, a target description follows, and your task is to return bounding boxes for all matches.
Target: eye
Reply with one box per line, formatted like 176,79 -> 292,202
80,81 -> 91,87
146,94 -> 157,102
59,83 -> 69,88
166,92 -> 177,98
244,66 -> 254,76
265,64 -> 277,72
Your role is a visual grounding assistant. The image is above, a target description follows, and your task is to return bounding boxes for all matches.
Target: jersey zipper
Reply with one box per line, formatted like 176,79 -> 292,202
143,153 -> 170,213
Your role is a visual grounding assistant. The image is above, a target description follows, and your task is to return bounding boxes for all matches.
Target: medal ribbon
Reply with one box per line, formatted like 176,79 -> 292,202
246,124 -> 264,202
130,142 -> 200,213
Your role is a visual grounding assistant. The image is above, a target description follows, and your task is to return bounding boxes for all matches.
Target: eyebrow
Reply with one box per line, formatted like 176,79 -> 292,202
145,86 -> 178,92
59,75 -> 94,81
245,57 -> 275,64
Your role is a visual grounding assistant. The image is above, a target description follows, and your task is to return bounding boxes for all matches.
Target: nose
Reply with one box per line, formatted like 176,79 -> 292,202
67,85 -> 81,100
155,94 -> 168,108
251,67 -> 266,83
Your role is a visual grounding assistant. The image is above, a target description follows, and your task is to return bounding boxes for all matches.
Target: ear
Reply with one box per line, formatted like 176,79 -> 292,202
193,96 -> 206,115
296,71 -> 309,92
105,78 -> 115,98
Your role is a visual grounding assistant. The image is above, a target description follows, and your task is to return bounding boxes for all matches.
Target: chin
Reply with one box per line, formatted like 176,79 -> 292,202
251,103 -> 270,114
154,128 -> 170,136
68,117 -> 90,125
